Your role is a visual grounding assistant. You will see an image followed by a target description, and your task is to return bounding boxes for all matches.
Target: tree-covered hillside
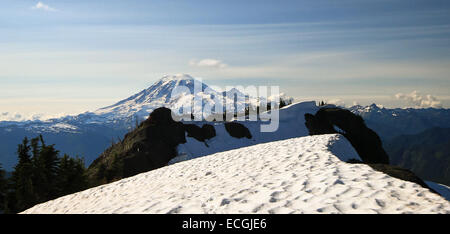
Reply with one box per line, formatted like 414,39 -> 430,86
385,127 -> 450,186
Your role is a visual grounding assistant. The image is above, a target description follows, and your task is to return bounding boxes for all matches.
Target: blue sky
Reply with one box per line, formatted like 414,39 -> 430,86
1,0 -> 450,118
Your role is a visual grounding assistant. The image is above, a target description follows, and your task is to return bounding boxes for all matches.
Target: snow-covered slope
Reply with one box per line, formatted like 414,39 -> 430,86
22,134 -> 450,214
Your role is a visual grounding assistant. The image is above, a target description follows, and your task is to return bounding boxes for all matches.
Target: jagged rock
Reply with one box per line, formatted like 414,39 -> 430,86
224,122 -> 252,139
305,107 -> 389,164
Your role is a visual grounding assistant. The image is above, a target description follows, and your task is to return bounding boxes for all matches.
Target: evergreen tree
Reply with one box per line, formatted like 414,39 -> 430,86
34,136 -> 60,202
30,137 -> 40,160
29,136 -> 45,202
16,138 -> 32,167
4,135 -> 90,213
0,163 -> 6,212
56,155 -> 87,196
280,98 -> 287,108
105,154 -> 122,182
10,137 -> 36,212
3,181 -> 17,214
135,115 -> 139,129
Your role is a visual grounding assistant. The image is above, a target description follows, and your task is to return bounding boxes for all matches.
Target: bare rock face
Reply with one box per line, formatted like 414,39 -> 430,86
305,107 -> 389,164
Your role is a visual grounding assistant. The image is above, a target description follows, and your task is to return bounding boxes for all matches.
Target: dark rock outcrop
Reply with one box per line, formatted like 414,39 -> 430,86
184,124 -> 204,142
305,107 -> 389,164
122,108 -> 186,177
348,160 -> 439,195
184,124 -> 216,142
224,122 -> 252,139
202,124 -> 216,140
87,107 -> 187,183
368,164 -> 435,192
87,108 -> 221,185
306,108 -> 446,197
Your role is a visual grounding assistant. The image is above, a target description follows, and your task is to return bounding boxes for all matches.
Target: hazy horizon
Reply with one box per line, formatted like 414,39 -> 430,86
1,0 -> 450,119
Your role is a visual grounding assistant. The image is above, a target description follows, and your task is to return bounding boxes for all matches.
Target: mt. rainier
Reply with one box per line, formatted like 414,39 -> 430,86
93,74 -> 213,122
0,74 -> 267,169
68,74 -> 265,125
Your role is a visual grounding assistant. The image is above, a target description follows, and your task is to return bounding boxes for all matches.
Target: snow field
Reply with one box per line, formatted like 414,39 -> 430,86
22,134 -> 450,214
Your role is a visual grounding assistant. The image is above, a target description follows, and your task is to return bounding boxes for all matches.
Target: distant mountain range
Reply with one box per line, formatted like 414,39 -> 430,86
348,104 -> 450,141
0,74 -> 449,173
0,74 -> 262,131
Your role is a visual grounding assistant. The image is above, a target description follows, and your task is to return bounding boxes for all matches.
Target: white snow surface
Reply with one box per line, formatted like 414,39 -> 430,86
22,134 -> 450,214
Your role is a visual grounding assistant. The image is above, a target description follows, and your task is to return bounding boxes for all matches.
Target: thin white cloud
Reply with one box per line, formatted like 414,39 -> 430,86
189,59 -> 227,69
395,90 -> 442,108
32,2 -> 57,12
325,98 -> 346,107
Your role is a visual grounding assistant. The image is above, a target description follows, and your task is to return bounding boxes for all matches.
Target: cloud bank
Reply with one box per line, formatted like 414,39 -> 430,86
189,59 -> 227,69
0,111 -> 68,121
395,90 -> 442,108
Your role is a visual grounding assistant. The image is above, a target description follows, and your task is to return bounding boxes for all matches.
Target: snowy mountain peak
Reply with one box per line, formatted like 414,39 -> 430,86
91,74 -> 216,121
150,73 -> 210,96
160,73 -> 195,82
369,103 -> 383,110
